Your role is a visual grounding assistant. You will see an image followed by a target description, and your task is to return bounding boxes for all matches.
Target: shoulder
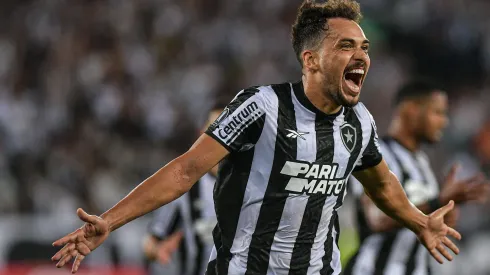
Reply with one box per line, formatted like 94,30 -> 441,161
232,82 -> 294,109
352,102 -> 375,124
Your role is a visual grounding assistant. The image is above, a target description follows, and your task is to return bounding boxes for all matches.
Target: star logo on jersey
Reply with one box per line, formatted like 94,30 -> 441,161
286,129 -> 309,140
340,123 -> 357,153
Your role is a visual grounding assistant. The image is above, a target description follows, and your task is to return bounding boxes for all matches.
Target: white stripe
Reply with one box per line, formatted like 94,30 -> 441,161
227,86 -> 278,275
384,230 -> 418,274
414,246 -> 428,275
415,153 -> 439,199
307,111 -> 347,275
266,87 -> 317,274
351,235 -> 384,275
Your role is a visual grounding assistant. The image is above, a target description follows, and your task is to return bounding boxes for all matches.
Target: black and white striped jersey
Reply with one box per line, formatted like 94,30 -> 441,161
148,173 -> 217,275
344,137 -> 440,275
204,81 -> 383,275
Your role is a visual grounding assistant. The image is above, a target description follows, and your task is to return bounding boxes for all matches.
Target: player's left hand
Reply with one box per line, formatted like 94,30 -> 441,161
417,200 -> 462,264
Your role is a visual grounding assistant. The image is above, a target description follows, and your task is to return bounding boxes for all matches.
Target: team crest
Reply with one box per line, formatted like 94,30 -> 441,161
340,123 -> 356,153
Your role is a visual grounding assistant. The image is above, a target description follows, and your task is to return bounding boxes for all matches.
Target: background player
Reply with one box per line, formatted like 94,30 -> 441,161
142,106 -> 224,275
51,1 -> 462,274
344,79 -> 490,275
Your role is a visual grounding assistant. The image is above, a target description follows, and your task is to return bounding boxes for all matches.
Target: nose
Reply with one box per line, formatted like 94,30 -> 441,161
353,47 -> 368,62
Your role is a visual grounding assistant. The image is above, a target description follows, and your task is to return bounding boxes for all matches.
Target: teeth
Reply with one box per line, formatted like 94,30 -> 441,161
347,69 -> 364,75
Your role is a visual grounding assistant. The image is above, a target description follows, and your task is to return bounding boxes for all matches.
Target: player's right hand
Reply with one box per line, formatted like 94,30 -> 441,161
440,164 -> 490,205
51,208 -> 110,274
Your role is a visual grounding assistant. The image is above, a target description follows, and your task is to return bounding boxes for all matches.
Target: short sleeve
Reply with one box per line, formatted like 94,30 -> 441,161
206,87 -> 267,152
354,113 -> 383,171
148,198 -> 182,239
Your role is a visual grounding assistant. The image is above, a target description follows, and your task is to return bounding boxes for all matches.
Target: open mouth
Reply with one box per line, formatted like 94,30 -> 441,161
343,68 -> 365,94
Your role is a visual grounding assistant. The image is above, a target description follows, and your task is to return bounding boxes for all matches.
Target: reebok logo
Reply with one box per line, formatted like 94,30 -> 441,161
280,161 -> 345,195
286,129 -> 309,140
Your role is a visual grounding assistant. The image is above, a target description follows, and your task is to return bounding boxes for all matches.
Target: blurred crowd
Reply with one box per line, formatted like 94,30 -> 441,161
0,0 -> 488,274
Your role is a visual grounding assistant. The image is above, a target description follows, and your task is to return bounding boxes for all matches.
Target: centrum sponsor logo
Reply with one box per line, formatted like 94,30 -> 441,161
218,101 -> 260,139
280,161 -> 346,195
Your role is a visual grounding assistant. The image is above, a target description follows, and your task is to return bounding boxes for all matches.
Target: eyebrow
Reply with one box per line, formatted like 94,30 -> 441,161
338,38 -> 370,44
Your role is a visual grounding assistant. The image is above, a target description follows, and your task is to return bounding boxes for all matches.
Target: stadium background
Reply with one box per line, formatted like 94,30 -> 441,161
0,0 -> 488,274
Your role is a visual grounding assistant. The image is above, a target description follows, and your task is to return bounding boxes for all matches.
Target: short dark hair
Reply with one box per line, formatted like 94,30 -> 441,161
394,79 -> 445,106
291,0 -> 362,65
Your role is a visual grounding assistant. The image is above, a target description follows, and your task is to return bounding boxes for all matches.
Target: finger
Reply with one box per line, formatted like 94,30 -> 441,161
463,173 -> 484,185
77,208 -> 99,225
71,254 -> 85,274
430,248 -> 444,264
52,243 -> 75,261
445,164 -> 459,183
432,200 -> 454,218
436,243 -> 453,261
442,236 -> 460,255
76,242 -> 92,255
447,226 -> 462,240
53,231 -> 81,247
158,249 -> 171,265
57,249 -> 78,268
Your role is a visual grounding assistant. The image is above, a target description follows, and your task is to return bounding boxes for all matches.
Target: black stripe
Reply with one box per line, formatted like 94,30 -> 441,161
382,138 -> 409,185
205,258 -> 217,275
321,108 -> 364,275
189,181 -> 205,275
320,211 -> 338,275
288,113 -> 336,275
214,148 -> 258,274
245,83 -> 297,275
373,232 -> 399,275
342,249 -> 359,275
404,240 -> 421,275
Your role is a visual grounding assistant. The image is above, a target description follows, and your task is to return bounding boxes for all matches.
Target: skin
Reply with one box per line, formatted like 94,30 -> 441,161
52,18 -> 462,273
361,91 -> 489,232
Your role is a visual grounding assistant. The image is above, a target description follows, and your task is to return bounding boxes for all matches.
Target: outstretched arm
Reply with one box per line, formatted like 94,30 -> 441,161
100,134 -> 228,232
51,134 -> 228,273
353,159 -> 461,264
359,164 -> 488,232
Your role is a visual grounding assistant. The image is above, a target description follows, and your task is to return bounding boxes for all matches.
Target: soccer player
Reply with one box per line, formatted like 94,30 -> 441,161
143,107 -> 223,275
344,80 -> 490,275
51,1 -> 462,274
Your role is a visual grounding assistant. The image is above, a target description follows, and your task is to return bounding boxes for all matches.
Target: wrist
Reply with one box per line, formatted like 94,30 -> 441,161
100,212 -> 116,232
412,212 -> 429,236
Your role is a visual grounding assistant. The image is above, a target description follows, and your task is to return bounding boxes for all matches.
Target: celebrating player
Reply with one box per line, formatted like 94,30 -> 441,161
344,79 -> 489,275
51,1 -> 462,274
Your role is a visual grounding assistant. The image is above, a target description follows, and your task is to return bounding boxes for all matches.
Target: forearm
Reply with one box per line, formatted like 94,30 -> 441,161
366,198 -> 433,232
101,156 -> 200,232
363,171 -> 428,234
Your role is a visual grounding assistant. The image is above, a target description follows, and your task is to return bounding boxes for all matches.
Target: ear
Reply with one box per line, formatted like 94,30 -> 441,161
399,100 -> 420,119
302,50 -> 320,71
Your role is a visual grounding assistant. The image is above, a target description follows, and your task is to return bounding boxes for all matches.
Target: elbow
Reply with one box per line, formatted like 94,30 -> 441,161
172,157 -> 197,195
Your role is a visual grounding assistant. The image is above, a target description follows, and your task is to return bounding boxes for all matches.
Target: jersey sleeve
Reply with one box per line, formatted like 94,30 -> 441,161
206,87 -> 267,152
354,111 -> 383,172
147,199 -> 182,239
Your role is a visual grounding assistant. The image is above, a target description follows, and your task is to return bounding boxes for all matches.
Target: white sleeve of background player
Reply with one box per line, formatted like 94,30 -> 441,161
147,197 -> 182,238
206,87 -> 267,152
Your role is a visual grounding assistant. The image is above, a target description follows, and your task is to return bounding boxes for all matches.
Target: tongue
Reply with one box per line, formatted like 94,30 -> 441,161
344,78 -> 360,94
346,78 -> 358,88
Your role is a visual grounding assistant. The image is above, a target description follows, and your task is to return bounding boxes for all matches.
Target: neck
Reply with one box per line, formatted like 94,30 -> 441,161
388,116 -> 420,152
302,75 -> 342,115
